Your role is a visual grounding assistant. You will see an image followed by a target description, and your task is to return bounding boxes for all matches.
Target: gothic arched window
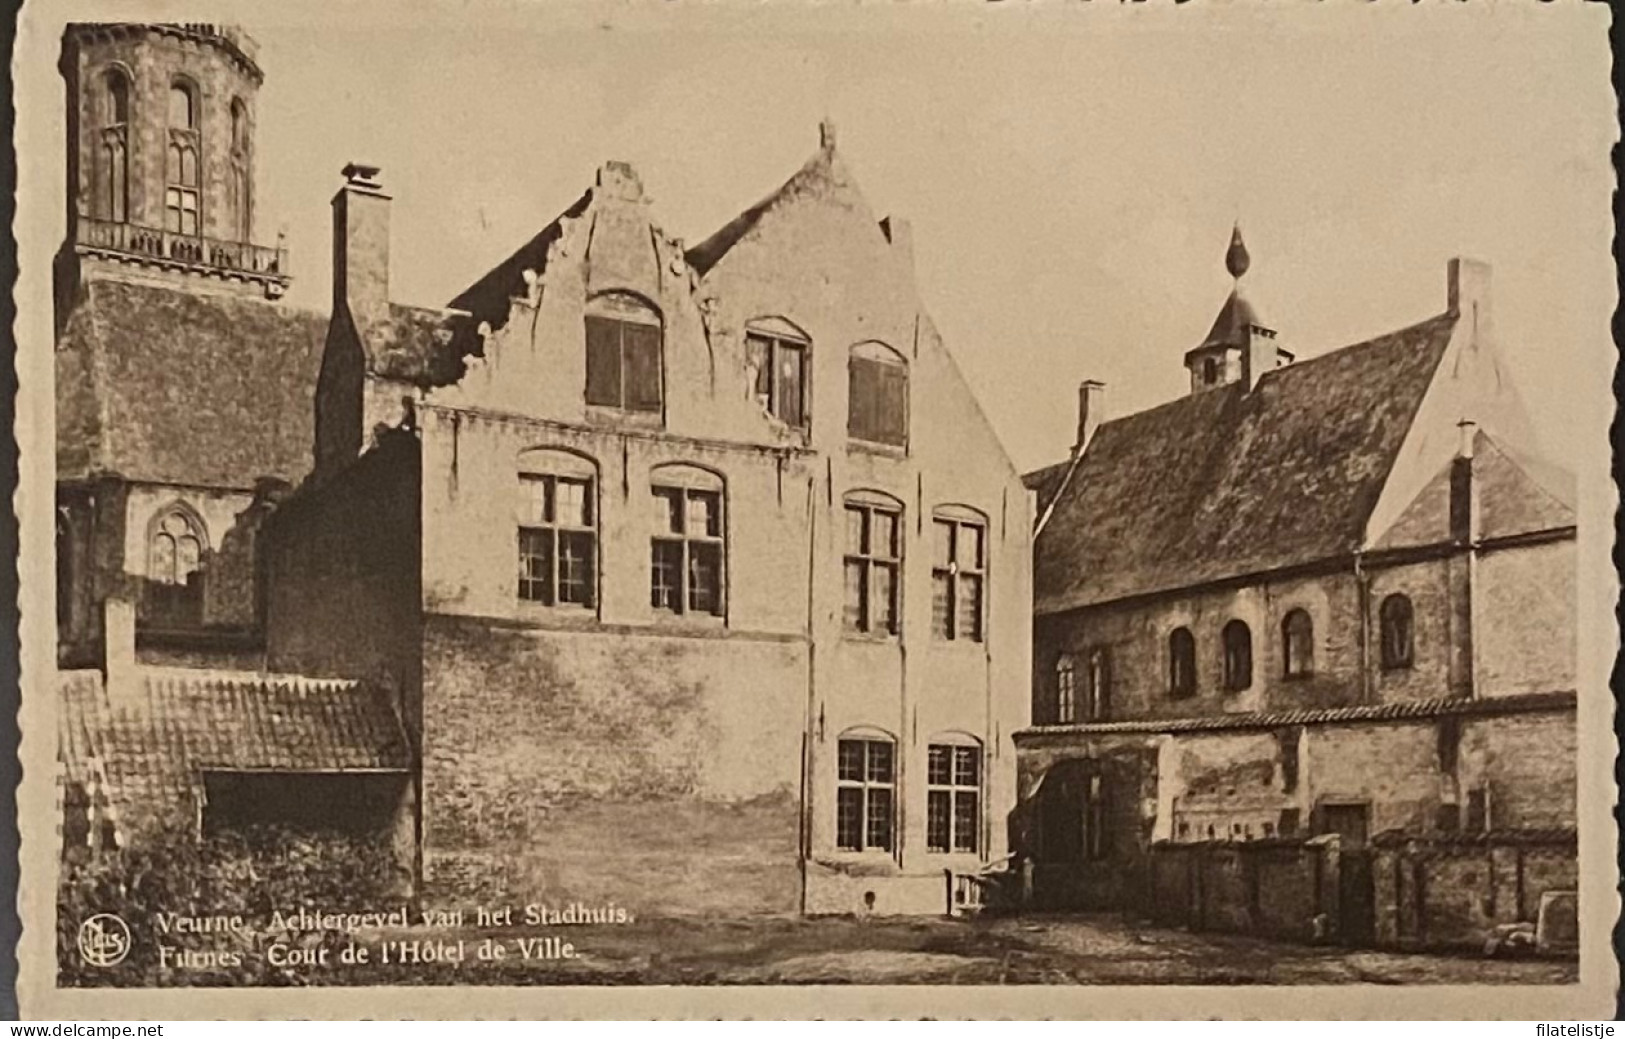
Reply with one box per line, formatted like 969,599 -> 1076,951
98,69 -> 130,223
229,98 -> 252,243
166,80 -> 201,237
144,506 -> 206,629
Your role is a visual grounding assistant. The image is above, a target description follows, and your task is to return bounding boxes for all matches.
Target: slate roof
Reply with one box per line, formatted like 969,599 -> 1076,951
1194,287 -> 1265,353
56,277 -> 327,488
1013,689 -> 1575,739
685,142 -> 843,276
447,189 -> 593,335
1032,311 -> 1459,615
59,668 -> 412,822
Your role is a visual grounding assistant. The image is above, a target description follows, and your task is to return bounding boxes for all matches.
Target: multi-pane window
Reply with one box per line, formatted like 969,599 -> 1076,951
166,82 -> 200,236
1085,646 -> 1111,720
1169,627 -> 1196,698
843,501 -> 901,635
651,481 -> 724,617
99,70 -> 129,223
1282,609 -> 1315,678
1222,620 -> 1253,692
585,294 -> 663,413
931,515 -> 985,642
1054,654 -> 1078,723
836,737 -> 895,852
746,327 -> 808,428
926,742 -> 981,854
517,472 -> 596,607
847,342 -> 908,447
1380,594 -> 1414,670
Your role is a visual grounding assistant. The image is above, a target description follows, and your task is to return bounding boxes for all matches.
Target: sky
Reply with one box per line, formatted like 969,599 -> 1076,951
48,2 -> 1624,472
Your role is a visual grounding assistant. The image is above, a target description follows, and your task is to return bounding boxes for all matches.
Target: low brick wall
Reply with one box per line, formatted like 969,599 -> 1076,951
1372,830 -> 1577,952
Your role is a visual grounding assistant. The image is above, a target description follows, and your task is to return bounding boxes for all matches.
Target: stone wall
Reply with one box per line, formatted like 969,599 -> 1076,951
263,433 -> 423,741
1373,833 -> 1577,951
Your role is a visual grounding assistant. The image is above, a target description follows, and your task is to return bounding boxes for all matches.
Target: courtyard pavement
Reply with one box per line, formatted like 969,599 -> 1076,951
412,911 -> 1579,986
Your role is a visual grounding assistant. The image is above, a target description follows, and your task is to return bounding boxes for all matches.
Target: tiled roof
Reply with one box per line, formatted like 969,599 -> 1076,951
59,668 -> 412,824
56,277 -> 327,488
1371,827 -> 1577,849
1032,312 -> 1459,614
1014,689 -> 1576,739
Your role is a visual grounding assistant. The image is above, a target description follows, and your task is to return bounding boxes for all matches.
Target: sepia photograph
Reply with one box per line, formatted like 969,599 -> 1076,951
12,0 -> 1617,1020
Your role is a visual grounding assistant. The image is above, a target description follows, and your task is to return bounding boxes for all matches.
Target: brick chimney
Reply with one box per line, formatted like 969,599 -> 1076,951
332,162 -> 391,345
1073,380 -> 1106,455
1447,257 -> 1493,341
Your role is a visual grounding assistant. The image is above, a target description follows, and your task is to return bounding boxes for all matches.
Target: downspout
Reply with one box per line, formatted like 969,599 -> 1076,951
1354,551 -> 1372,705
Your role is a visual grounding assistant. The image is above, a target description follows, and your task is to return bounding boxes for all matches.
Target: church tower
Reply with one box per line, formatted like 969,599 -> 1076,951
54,22 -> 290,329
1183,226 -> 1291,394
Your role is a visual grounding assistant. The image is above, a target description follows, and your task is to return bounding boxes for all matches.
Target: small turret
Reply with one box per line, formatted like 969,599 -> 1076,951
1183,225 -> 1291,394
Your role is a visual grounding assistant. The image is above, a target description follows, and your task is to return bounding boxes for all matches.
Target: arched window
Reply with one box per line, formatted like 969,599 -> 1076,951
1054,653 -> 1077,723
585,291 -> 663,414
98,70 -> 130,223
144,505 -> 206,628
516,449 -> 598,609
843,491 -> 902,636
1222,620 -> 1252,692
650,464 -> 725,617
926,734 -> 982,854
1085,646 -> 1112,720
1168,627 -> 1196,698
847,341 -> 907,447
1282,608 -> 1315,678
835,728 -> 896,852
931,505 -> 986,643
745,317 -> 809,428
166,79 -> 201,236
229,98 -> 252,243
1380,594 -> 1414,671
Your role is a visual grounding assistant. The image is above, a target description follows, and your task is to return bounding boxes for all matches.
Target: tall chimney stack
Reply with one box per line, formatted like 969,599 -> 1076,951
332,162 -> 391,344
1074,380 -> 1107,455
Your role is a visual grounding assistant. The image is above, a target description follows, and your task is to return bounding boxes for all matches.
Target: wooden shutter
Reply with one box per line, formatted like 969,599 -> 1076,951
848,356 -> 876,440
876,361 -> 907,445
584,316 -> 623,406
624,322 -> 663,412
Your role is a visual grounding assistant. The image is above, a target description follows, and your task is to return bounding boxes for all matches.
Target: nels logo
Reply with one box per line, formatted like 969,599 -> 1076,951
77,914 -> 131,967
